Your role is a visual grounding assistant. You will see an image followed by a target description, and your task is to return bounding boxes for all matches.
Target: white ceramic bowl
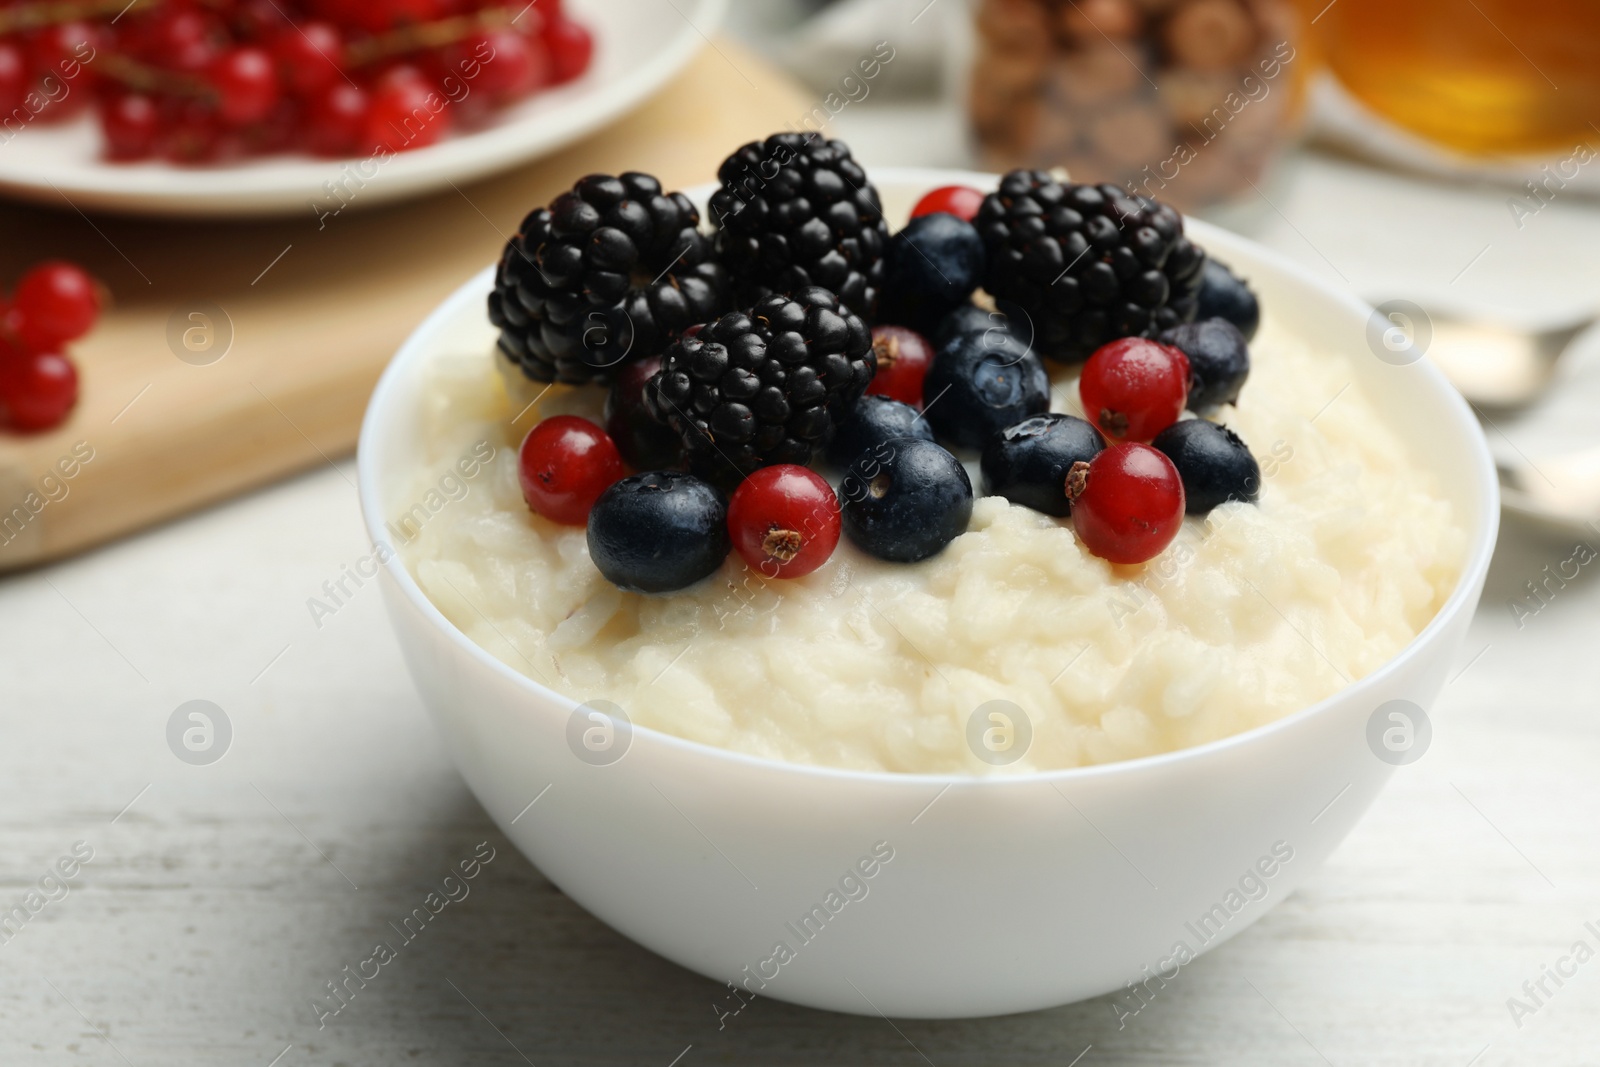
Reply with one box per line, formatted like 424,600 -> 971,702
0,0 -> 723,217
357,168 -> 1499,1018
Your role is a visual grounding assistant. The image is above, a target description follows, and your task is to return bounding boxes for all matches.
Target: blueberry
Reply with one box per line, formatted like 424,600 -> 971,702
879,214 -> 986,334
825,394 -> 934,466
980,413 -> 1105,517
1195,258 -> 1260,342
1151,419 -> 1261,515
1159,318 -> 1250,411
933,302 -> 992,348
840,438 -> 973,562
932,298 -> 1033,351
923,328 -> 1050,450
587,471 -> 730,592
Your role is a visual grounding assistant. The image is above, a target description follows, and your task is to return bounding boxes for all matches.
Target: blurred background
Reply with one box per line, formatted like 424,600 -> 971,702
724,0 -> 1600,530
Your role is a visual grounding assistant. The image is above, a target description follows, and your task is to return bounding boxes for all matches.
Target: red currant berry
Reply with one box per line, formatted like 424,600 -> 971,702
544,18 -> 593,84
100,93 -> 160,161
866,325 -> 934,408
454,29 -> 547,103
156,97 -> 225,164
909,185 -> 985,223
271,21 -> 344,97
727,465 -> 841,579
304,81 -> 369,157
10,261 -> 102,350
518,415 -> 626,526
365,66 -> 451,153
234,0 -> 289,39
140,9 -> 225,73
25,22 -> 100,122
1078,337 -> 1190,442
210,46 -> 280,126
1066,443 -> 1185,565
0,345 -> 79,432
0,41 -> 29,114
248,98 -> 301,155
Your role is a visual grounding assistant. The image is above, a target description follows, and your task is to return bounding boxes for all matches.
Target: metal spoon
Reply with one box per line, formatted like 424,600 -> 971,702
1423,310 -> 1592,412
1374,301 -> 1600,527
1497,444 -> 1600,531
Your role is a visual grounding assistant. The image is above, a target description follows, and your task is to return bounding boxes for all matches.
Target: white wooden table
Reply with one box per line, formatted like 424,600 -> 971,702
4,132 -> 1600,1065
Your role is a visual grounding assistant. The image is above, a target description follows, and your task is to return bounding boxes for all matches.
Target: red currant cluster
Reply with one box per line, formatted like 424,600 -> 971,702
0,261 -> 101,432
0,0 -> 593,164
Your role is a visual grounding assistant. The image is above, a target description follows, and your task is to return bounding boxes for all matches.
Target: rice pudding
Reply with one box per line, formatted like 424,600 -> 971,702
396,316 -> 1463,774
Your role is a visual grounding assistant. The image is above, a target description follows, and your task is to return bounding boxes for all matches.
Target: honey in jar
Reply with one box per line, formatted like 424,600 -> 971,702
1310,0 -> 1600,156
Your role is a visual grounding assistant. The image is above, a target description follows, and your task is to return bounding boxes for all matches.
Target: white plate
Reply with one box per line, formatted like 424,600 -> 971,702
0,0 -> 725,218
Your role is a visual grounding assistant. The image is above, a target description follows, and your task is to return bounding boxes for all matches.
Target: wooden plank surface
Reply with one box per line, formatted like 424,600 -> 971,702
0,39 -> 812,572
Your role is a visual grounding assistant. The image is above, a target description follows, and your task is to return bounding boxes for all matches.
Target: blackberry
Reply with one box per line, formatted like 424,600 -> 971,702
708,134 -> 888,318
645,286 -> 875,482
975,171 -> 1205,363
490,172 -> 729,385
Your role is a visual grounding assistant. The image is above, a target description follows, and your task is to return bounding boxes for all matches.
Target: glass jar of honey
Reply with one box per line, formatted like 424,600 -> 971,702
1309,0 -> 1600,156
967,0 -> 1308,210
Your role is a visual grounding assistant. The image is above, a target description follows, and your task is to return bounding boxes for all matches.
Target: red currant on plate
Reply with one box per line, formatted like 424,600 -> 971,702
0,346 -> 79,432
1066,443 -> 1185,565
544,17 -> 594,84
909,185 -> 986,223
101,93 -> 161,161
8,261 -> 102,351
210,46 -> 281,126
366,66 -> 451,153
0,42 -> 25,115
458,29 -> 548,103
271,21 -> 344,96
866,325 -> 933,408
518,415 -> 626,526
1079,337 -> 1190,442
305,82 -> 370,157
727,465 -> 841,579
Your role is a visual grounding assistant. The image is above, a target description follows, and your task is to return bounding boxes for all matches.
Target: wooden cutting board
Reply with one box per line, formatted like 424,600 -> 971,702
0,41 -> 811,571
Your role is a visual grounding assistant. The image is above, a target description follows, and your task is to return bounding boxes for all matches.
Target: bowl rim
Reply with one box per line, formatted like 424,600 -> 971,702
357,165 -> 1501,789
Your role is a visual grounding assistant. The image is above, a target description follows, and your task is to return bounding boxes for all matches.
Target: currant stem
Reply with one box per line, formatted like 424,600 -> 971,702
344,8 -> 518,67
98,52 -> 209,97
0,0 -> 138,35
